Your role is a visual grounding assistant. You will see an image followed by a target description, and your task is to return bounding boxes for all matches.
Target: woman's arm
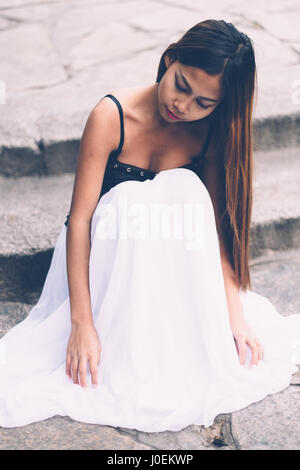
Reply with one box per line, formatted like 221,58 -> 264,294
219,242 -> 243,319
65,97 -> 119,387
200,138 -> 263,367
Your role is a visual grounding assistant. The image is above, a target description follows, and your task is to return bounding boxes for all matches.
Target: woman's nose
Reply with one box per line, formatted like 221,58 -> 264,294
174,99 -> 191,115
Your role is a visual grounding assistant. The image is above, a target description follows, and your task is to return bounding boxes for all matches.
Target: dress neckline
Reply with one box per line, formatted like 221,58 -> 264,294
113,155 -> 197,176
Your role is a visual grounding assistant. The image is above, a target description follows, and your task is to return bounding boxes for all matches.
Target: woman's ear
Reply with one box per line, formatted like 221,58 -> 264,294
164,54 -> 171,69
164,52 -> 176,69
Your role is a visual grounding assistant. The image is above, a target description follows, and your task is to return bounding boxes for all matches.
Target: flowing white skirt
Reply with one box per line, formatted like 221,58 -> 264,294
0,168 -> 299,432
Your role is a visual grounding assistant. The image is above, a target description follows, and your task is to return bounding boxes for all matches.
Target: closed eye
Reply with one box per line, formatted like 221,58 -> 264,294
175,77 -> 210,110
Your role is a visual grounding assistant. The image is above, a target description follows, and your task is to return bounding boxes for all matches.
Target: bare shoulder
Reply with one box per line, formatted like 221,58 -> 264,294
89,90 -> 133,152
93,87 -> 142,144
95,87 -> 141,117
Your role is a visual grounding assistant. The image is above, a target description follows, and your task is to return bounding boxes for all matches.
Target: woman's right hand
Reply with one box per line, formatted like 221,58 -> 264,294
66,320 -> 102,388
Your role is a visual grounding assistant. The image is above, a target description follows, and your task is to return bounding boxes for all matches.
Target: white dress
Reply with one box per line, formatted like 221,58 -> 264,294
0,166 -> 299,432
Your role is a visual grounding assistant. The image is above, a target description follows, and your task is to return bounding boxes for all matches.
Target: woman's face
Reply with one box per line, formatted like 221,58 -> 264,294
158,55 -> 223,123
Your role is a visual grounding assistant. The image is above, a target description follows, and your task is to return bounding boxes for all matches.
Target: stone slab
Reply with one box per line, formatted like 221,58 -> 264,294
231,386 -> 300,450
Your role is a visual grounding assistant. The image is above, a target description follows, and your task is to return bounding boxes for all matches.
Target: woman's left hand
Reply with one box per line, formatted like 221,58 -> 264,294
229,313 -> 264,367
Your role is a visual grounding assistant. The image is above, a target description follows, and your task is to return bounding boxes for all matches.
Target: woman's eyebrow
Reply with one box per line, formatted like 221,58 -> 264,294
178,69 -> 219,102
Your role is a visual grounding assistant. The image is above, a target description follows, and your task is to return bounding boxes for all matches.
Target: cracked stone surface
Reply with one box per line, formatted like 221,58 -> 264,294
231,386 -> 300,450
0,248 -> 299,450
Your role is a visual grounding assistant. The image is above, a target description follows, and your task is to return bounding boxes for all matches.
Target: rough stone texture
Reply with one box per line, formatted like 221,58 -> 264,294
231,386 -> 300,450
249,248 -> 300,318
0,173 -> 74,256
0,24 -> 67,92
0,301 -> 31,337
251,146 -> 300,225
0,415 -> 153,450
0,247 -> 299,450
116,414 -> 236,450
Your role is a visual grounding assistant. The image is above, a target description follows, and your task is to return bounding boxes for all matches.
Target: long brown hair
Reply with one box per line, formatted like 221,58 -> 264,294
156,19 -> 257,292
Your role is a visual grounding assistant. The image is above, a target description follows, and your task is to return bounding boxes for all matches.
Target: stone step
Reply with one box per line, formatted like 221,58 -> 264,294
0,145 -> 299,302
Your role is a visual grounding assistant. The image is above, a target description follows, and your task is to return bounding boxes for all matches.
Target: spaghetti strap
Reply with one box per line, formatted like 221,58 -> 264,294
102,94 -> 125,156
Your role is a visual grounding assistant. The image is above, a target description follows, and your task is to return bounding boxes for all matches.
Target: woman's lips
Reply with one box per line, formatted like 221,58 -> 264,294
165,106 -> 181,120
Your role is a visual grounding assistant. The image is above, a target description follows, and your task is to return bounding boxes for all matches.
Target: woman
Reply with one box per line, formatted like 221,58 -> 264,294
0,19 -> 299,432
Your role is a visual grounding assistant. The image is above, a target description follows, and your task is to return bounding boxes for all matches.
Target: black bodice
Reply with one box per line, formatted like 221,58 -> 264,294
64,94 -> 213,227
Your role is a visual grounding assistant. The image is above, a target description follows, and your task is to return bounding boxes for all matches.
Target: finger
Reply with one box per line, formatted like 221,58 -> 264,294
257,340 -> 264,362
66,351 -> 72,379
248,339 -> 258,366
89,357 -> 99,387
78,357 -> 88,389
260,344 -> 264,361
247,338 -> 259,366
71,355 -> 79,384
236,337 -> 247,365
253,338 -> 263,363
